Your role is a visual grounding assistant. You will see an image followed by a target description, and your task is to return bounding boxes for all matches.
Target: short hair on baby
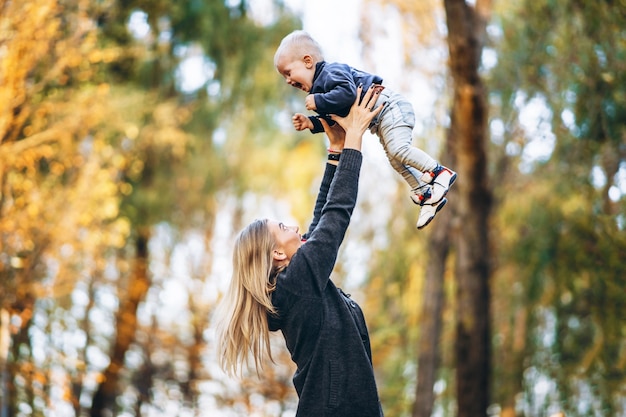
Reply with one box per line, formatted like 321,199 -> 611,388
274,30 -> 324,67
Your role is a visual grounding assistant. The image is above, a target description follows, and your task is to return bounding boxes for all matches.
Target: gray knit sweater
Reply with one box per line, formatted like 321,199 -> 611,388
268,149 -> 384,416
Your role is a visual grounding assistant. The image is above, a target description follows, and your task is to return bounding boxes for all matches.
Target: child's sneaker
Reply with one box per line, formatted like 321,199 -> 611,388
417,198 -> 447,229
421,165 -> 457,204
410,185 -> 433,206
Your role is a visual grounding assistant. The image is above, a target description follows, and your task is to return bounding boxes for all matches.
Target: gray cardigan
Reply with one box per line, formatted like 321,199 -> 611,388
268,149 -> 384,416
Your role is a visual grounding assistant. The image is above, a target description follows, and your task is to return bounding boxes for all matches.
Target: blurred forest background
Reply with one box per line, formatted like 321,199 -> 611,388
1,0 -> 625,416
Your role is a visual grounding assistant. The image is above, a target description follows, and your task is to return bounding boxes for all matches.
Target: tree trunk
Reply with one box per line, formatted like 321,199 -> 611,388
412,213 -> 450,417
0,308 -> 9,417
412,132 -> 457,417
91,228 -> 151,417
443,0 -> 492,416
498,307 -> 528,417
72,276 -> 97,416
186,295 -> 208,407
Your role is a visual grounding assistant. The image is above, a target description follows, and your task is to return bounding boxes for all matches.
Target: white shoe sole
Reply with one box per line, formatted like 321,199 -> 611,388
417,198 -> 447,229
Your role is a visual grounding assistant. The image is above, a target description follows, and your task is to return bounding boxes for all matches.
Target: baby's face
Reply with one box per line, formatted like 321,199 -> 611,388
276,54 -> 315,93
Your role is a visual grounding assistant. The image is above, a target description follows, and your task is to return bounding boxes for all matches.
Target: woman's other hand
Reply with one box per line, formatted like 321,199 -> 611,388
320,118 -> 346,152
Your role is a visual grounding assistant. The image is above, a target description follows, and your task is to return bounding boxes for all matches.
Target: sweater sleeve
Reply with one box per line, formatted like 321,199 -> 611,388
308,115 -> 335,134
284,149 -> 362,295
308,116 -> 324,134
302,162 -> 336,240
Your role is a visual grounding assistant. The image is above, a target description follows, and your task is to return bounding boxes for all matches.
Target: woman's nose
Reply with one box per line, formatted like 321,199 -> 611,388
289,225 -> 299,233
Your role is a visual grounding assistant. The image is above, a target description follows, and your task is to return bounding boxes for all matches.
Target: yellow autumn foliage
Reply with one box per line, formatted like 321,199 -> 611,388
0,0 -> 137,303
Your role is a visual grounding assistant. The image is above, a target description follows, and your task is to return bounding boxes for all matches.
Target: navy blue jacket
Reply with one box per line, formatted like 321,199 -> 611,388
308,62 -> 383,133
268,150 -> 384,416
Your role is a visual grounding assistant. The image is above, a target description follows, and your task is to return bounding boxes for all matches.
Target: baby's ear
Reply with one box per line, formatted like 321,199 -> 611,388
303,54 -> 314,67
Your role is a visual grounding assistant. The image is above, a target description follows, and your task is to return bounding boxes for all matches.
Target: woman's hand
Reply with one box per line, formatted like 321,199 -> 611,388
331,85 -> 384,152
320,118 -> 346,152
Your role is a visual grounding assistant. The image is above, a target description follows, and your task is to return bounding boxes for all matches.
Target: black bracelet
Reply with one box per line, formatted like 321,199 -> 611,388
328,153 -> 341,161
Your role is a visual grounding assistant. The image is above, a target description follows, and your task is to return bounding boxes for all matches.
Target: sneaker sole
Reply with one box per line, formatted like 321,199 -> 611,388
417,198 -> 447,230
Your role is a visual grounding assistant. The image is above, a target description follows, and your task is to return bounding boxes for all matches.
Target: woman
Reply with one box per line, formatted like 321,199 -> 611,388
217,85 -> 385,416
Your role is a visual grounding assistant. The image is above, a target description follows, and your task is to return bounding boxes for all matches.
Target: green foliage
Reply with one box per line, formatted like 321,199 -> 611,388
489,0 -> 626,414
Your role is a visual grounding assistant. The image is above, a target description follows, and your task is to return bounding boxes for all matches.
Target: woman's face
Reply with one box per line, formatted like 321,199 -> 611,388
268,220 -> 302,264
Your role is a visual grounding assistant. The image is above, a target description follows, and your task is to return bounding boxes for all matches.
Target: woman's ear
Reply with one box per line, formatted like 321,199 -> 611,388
273,250 -> 287,262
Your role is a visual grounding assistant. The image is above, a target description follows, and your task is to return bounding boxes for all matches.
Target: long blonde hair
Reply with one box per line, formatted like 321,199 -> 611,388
274,30 -> 324,67
216,219 -> 279,376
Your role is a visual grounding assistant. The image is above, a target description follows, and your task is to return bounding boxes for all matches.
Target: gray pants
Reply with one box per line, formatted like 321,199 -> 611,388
369,88 -> 438,192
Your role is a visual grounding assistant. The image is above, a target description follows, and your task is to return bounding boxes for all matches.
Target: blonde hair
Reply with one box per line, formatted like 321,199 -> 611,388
274,30 -> 324,67
216,219 -> 279,376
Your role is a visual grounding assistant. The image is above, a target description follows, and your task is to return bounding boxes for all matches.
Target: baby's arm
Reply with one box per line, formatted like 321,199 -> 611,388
293,113 -> 314,131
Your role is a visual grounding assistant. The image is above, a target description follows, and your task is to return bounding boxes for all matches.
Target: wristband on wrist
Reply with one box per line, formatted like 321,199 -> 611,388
327,153 -> 341,161
327,148 -> 342,154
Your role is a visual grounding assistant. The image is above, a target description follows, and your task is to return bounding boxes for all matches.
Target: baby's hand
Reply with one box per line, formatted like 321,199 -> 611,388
293,113 -> 314,131
305,94 -> 316,111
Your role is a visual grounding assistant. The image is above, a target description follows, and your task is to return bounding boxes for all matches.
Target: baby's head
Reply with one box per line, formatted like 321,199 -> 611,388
274,30 -> 324,93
